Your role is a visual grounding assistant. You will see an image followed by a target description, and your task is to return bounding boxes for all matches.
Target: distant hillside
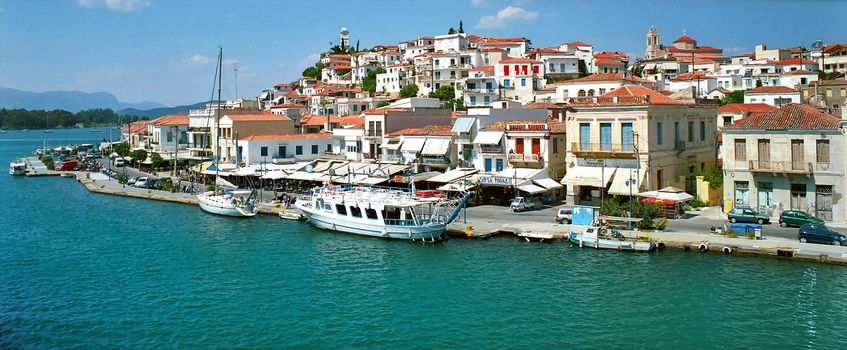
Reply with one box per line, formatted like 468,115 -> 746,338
0,87 -> 165,113
118,102 -> 210,119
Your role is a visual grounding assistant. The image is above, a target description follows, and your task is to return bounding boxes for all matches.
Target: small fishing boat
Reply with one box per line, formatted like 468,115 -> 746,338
91,128 -> 100,132
60,172 -> 75,178
569,224 -> 656,252
279,209 -> 306,221
517,230 -> 559,243
9,160 -> 27,175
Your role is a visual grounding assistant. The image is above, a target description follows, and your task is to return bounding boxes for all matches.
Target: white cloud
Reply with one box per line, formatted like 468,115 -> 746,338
298,53 -> 321,68
470,0 -> 486,6
475,6 -> 538,30
186,54 -> 212,64
77,0 -> 150,12
723,46 -> 749,55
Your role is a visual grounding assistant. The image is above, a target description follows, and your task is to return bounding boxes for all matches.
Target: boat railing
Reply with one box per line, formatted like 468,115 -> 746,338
384,219 -> 419,227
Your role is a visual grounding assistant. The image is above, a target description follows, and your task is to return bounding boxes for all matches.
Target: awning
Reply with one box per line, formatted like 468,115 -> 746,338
517,183 -> 547,194
421,139 -> 451,156
608,169 -> 645,195
381,139 -> 403,150
472,131 -> 503,145
286,171 -> 324,181
438,182 -> 476,192
400,138 -> 426,152
356,177 -> 390,185
261,170 -> 290,180
216,177 -> 238,189
495,167 -> 545,180
560,166 -> 616,187
426,168 -> 479,183
451,117 -> 476,133
533,177 -> 563,190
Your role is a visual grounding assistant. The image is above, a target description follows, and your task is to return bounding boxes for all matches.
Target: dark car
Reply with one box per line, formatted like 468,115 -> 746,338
728,207 -> 770,224
798,224 -> 847,246
779,210 -> 824,227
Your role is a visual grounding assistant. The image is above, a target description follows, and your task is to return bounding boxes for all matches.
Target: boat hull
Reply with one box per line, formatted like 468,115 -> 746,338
197,193 -> 258,217
298,205 -> 446,241
569,233 -> 655,252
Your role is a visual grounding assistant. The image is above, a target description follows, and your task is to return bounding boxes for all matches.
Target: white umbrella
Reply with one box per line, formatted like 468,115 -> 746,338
637,187 -> 694,202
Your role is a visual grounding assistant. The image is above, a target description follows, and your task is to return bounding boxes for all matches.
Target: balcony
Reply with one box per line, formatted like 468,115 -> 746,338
570,142 -> 635,158
466,88 -> 497,94
508,153 -> 542,163
421,156 -> 450,166
748,160 -> 813,174
380,154 -> 402,163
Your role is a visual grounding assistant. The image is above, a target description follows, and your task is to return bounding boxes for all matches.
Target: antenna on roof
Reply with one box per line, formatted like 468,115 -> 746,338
233,62 -> 239,99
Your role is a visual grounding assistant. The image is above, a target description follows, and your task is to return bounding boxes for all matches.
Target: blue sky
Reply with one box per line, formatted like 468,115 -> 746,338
0,0 -> 845,106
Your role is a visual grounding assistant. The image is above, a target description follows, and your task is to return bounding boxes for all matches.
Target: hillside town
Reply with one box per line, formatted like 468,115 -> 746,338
116,25 -> 847,225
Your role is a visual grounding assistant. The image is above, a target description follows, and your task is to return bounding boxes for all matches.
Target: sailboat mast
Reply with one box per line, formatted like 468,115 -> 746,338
215,47 -> 223,194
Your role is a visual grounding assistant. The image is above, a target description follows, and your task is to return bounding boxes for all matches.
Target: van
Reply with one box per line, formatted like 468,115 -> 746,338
555,208 -> 573,224
510,196 -> 541,212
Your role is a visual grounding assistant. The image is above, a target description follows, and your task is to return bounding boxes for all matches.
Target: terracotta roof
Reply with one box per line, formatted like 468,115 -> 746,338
530,48 -> 562,54
470,65 -> 495,72
282,90 -> 301,96
480,47 -> 507,53
225,114 -> 291,122
339,115 -> 365,127
717,103 -> 778,114
595,58 -> 625,66
547,118 -> 566,133
152,114 -> 189,126
670,71 -> 712,81
301,115 -> 341,126
387,125 -> 453,137
776,59 -> 818,66
746,86 -> 799,94
560,73 -> 629,83
124,120 -> 151,134
500,57 -> 541,64
782,69 -> 817,76
565,41 -> 591,47
674,35 -> 697,43
482,119 -> 546,131
594,51 -> 628,60
725,103 -> 840,130
270,103 -> 305,109
822,43 -> 846,54
600,85 -> 685,105
241,133 -> 332,141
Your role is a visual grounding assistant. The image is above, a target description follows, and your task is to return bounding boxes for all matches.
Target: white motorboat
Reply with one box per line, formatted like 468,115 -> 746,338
279,209 -> 306,221
517,230 -> 560,243
295,185 -> 470,241
9,160 -> 27,176
569,224 -> 656,252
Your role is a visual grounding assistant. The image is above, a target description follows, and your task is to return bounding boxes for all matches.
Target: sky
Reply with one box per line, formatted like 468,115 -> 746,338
0,0 -> 845,106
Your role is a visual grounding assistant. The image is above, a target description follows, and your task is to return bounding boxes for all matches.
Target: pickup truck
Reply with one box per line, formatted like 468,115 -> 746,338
510,196 -> 542,212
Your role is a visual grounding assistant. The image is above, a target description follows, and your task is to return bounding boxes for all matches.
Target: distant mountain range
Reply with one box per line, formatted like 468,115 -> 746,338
118,102 -> 210,119
0,87 -> 166,113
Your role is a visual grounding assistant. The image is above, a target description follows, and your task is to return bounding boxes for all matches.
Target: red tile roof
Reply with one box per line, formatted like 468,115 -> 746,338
339,115 -> 365,127
270,103 -> 305,109
776,58 -> 818,66
470,65 -> 495,72
565,41 -> 591,47
594,51 -> 628,60
717,103 -> 778,114
499,57 -> 541,64
674,35 -> 697,43
600,85 -> 685,105
152,114 -> 189,126
746,86 -> 799,94
561,73 -> 630,83
124,120 -> 151,134
225,114 -> 291,122
241,133 -> 332,141
823,43 -> 846,54
387,124 -> 453,137
301,115 -> 341,126
725,103 -> 840,130
480,47 -> 507,53
670,71 -> 712,81
782,69 -> 817,76
595,58 -> 625,66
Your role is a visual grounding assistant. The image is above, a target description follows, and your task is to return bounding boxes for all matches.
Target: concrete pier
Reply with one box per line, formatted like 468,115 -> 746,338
24,157 -> 59,176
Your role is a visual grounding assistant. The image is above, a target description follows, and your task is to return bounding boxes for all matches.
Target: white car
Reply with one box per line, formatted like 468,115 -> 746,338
555,208 -> 573,224
133,177 -> 149,187
114,158 -> 126,167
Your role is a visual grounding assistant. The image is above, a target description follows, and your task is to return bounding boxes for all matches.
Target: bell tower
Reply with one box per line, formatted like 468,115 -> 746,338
340,27 -> 349,50
645,27 -> 660,59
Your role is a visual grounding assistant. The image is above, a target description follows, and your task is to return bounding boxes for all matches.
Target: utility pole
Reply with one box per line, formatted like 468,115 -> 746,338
173,126 -> 178,176
233,63 -> 239,99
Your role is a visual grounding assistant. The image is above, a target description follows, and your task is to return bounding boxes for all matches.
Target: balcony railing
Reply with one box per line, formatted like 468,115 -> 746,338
571,142 -> 635,154
508,153 -> 541,162
421,156 -> 450,166
748,160 -> 813,174
380,154 -> 402,163
467,88 -> 497,93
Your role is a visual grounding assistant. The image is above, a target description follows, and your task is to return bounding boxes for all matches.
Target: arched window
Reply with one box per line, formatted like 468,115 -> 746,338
587,89 -> 595,97
578,90 -> 586,97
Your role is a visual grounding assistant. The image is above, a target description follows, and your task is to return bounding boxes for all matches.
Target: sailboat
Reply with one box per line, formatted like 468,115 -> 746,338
196,47 -> 259,218
43,115 -> 52,133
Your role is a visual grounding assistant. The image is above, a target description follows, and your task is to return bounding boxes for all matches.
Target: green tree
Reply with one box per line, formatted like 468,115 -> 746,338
458,21 -> 464,33
150,152 -> 166,169
720,90 -> 744,106
129,149 -> 148,166
362,68 -> 386,94
399,84 -> 419,98
302,62 -> 323,79
755,79 -> 763,87
577,60 -> 589,77
818,71 -> 845,80
448,27 -> 455,34
113,142 -> 130,157
428,84 -> 456,101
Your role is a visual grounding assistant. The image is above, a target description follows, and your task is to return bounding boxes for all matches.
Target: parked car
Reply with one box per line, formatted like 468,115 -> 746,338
134,177 -> 152,188
114,158 -> 126,167
779,210 -> 824,227
555,208 -> 573,224
125,176 -> 138,186
510,196 -> 542,212
728,207 -> 770,224
798,224 -> 847,246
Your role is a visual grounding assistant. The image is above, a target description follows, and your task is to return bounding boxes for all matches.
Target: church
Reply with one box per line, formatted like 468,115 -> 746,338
645,28 -> 725,61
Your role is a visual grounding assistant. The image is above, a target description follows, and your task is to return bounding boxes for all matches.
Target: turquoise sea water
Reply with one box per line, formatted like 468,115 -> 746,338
2,129 -> 847,348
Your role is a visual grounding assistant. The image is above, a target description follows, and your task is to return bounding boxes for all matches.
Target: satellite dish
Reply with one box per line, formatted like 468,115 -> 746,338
811,40 -> 824,50
305,164 -> 314,173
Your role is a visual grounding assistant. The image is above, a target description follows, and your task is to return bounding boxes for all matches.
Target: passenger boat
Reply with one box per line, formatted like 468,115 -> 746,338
9,160 -> 27,175
569,224 -> 656,252
295,185 -> 470,241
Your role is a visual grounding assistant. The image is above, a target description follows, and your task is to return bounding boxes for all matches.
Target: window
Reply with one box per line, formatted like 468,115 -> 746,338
621,123 -> 633,151
600,123 -> 612,151
503,79 -> 510,87
723,116 -> 733,126
296,145 -> 303,155
552,137 -> 559,154
687,121 -> 694,142
260,146 -> 268,157
278,145 -> 286,158
700,121 -> 706,141
816,140 -> 830,163
470,96 -> 477,104
674,122 -> 680,145
578,90 -> 586,97
734,139 -> 747,161
587,89 -> 595,97
350,206 -> 362,218
365,208 -> 378,220
495,158 -> 504,171
166,131 -> 173,142
311,145 -> 318,154
335,204 -> 347,216
484,96 -> 490,103
521,78 -> 526,87
599,88 -> 606,95
326,144 -> 332,152
656,122 -> 663,145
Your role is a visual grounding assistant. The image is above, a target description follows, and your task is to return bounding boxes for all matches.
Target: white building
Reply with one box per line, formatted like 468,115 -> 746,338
494,57 -> 544,103
238,133 -> 336,164
552,73 -> 657,102
744,86 -> 802,107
